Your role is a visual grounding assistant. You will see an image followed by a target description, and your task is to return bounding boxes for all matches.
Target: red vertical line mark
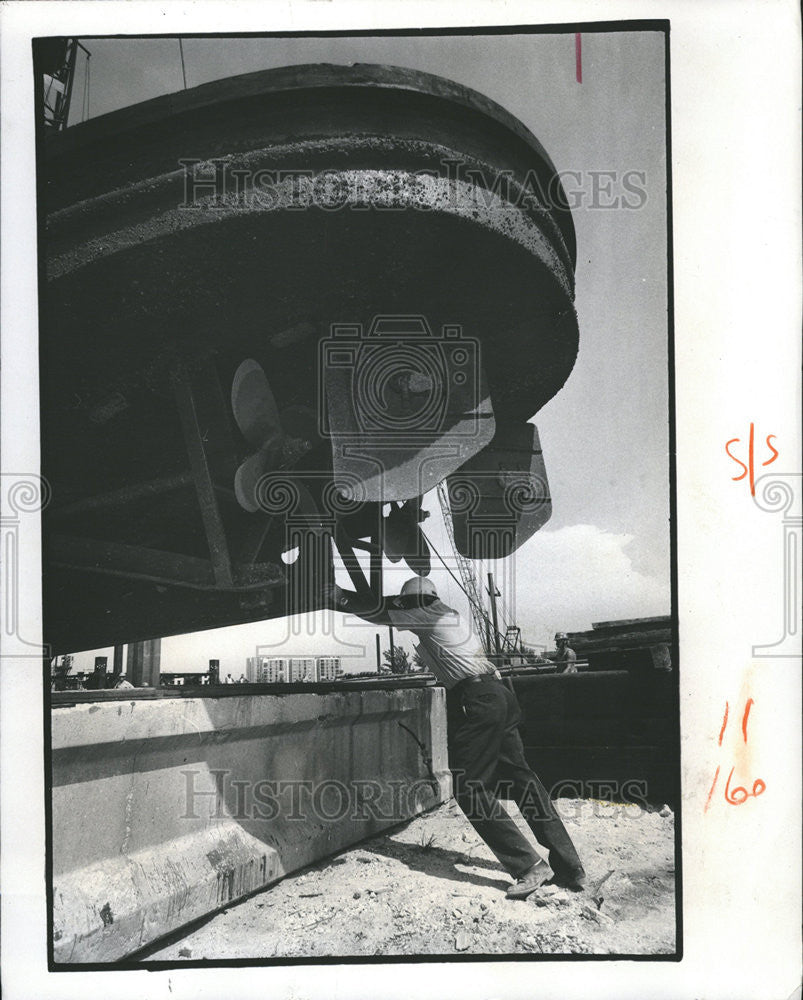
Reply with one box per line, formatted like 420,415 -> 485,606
718,701 -> 729,745
575,33 -> 583,84
742,698 -> 754,742
749,421 -> 755,496
704,766 -> 720,812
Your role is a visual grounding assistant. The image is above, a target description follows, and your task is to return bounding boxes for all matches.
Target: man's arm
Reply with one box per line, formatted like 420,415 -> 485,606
325,584 -> 401,626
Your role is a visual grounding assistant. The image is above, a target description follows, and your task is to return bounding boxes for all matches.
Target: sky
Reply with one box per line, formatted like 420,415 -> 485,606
61,30 -> 670,675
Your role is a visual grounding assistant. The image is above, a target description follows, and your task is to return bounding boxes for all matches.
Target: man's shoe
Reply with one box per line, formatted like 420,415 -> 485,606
505,859 -> 554,900
548,867 -> 587,892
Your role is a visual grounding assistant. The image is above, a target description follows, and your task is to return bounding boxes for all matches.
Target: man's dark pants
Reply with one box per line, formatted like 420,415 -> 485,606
445,674 -> 583,880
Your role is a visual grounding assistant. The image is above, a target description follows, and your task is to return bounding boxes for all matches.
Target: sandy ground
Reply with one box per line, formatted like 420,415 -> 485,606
143,797 -> 676,959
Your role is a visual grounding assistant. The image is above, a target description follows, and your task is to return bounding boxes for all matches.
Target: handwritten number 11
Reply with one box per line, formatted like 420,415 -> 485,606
705,698 -> 766,811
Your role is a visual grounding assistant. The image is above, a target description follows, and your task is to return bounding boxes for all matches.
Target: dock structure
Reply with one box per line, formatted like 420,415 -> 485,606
51,681 -> 450,963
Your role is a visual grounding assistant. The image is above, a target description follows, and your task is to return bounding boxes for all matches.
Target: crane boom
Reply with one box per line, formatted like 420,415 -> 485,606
436,482 -> 494,657
37,39 -> 91,131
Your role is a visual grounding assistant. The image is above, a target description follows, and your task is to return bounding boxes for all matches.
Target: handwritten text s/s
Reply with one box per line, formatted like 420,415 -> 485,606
726,423 -> 778,497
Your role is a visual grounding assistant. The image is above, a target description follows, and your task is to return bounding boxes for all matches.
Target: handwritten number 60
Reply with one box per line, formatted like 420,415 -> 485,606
724,767 -> 766,805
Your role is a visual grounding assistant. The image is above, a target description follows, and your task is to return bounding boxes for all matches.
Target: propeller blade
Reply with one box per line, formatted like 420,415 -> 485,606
234,448 -> 321,517
234,448 -> 277,513
231,358 -> 282,451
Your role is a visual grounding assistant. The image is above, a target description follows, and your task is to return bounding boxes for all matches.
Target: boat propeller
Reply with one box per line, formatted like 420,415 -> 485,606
231,358 -> 431,575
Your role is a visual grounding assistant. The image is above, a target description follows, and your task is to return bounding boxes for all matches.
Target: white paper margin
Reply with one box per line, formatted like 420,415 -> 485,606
1,2 -> 800,998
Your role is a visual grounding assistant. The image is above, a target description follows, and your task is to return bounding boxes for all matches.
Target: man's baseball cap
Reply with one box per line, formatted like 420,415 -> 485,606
555,632 -> 568,641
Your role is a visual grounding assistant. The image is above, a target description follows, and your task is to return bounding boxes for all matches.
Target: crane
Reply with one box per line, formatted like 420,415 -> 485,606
435,482 -> 496,658
36,39 -> 91,131
435,483 -> 546,671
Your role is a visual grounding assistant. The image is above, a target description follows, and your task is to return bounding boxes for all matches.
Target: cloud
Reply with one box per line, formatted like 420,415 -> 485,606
503,523 -> 670,648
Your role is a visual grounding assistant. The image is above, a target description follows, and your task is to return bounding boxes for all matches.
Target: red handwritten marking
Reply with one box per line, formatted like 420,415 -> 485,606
725,767 -> 766,805
762,435 -> 778,466
575,33 -> 582,84
724,766 -> 748,805
718,701 -> 729,745
741,697 -> 754,742
726,439 -> 747,480
725,424 -> 779,496
707,697 -> 766,811
704,765 -> 720,813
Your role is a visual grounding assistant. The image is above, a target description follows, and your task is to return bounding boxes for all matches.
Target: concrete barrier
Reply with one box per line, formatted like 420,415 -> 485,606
51,686 -> 449,962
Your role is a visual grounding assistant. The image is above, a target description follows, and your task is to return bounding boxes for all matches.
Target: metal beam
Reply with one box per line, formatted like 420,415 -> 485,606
369,531 -> 383,601
487,571 -> 502,666
48,533 -> 282,592
334,526 -> 373,600
173,377 -> 234,588
112,644 -> 124,677
48,471 -> 193,519
126,638 -> 161,687
50,533 -> 218,588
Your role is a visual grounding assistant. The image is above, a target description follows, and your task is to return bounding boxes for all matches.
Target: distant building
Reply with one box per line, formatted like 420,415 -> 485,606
245,657 -> 261,682
317,657 -> 343,682
266,659 -> 289,683
245,657 -> 287,683
289,658 -> 317,683
245,656 -> 327,683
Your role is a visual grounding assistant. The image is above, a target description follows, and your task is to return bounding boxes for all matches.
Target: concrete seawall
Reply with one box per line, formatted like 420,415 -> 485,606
50,686 -> 449,963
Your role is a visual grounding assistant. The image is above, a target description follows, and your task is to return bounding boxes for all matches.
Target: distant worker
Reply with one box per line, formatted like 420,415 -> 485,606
224,673 -> 235,684
553,632 -> 578,674
237,674 -> 248,683
333,576 -> 585,900
114,677 -> 134,689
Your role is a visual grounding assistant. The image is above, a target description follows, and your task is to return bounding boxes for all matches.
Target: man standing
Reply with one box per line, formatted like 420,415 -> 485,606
334,576 -> 585,900
553,632 -> 578,674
